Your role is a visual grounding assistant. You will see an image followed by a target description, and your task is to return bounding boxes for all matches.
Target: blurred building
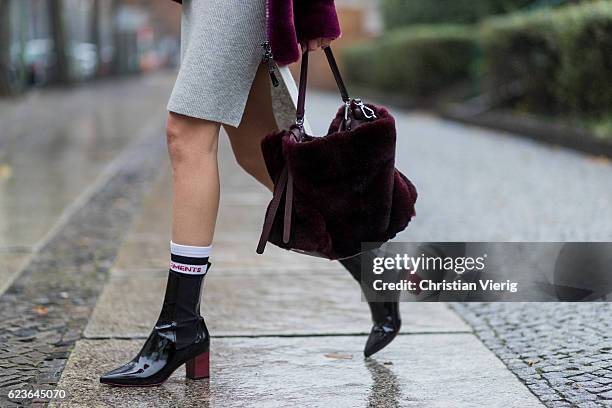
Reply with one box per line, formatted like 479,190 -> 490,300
115,0 -> 180,72
1,0 -> 180,94
337,0 -> 383,36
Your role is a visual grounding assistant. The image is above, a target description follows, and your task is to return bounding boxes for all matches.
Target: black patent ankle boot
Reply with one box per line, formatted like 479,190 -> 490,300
100,265 -> 211,386
339,252 -> 401,358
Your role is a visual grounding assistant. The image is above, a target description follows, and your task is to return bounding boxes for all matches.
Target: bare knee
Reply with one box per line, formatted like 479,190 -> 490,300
166,113 -> 186,151
166,112 -> 219,170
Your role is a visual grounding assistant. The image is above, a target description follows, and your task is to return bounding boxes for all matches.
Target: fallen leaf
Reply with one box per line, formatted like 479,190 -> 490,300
32,306 -> 49,315
324,352 -> 353,360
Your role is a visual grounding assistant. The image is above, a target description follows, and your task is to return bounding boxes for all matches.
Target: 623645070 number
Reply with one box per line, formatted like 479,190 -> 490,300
8,389 -> 67,400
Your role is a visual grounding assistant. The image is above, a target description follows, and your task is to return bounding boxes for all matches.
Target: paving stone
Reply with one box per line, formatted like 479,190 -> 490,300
52,336 -> 543,408
577,402 -> 602,408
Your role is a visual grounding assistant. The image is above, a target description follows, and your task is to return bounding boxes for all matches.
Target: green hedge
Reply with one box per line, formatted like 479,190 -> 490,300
381,0 -> 541,29
343,26 -> 478,99
481,11 -> 560,111
482,0 -> 612,117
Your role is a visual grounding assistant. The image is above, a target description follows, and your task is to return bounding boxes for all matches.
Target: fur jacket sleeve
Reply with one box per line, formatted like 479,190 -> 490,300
170,0 -> 341,66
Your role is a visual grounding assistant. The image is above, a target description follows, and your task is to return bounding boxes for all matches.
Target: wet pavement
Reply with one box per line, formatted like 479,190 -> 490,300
2,74 -> 612,407
54,335 -> 542,408
0,74 -> 174,292
54,138 -> 540,408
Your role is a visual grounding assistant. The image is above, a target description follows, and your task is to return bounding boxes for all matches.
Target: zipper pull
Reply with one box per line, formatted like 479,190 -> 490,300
261,41 -> 280,87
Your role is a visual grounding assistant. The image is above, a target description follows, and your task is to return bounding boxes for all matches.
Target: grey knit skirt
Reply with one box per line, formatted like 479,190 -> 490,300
167,0 -> 282,128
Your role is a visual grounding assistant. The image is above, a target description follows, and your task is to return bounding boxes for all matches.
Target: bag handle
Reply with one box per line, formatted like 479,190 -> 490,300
295,50 -> 309,128
324,47 -> 350,103
296,47 -> 351,128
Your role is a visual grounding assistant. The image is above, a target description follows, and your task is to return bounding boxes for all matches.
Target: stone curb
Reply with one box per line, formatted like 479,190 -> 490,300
440,105 -> 612,159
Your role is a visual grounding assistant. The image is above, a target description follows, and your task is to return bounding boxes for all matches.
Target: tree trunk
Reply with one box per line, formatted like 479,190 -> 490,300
0,0 -> 13,95
110,0 -> 123,75
90,0 -> 102,77
49,0 -> 71,84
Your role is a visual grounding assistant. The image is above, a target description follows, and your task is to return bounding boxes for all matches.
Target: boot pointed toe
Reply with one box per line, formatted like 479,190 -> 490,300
363,324 -> 399,357
339,251 -> 403,359
364,317 -> 401,358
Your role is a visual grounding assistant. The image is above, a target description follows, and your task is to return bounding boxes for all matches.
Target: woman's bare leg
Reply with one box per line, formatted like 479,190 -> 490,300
224,64 -> 277,192
167,112 -> 221,246
100,112 -> 219,386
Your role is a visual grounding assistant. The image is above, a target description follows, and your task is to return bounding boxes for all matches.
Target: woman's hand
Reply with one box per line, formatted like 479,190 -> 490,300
301,38 -> 334,52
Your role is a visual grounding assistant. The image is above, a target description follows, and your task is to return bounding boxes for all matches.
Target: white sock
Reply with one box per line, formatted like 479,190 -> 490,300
169,241 -> 212,275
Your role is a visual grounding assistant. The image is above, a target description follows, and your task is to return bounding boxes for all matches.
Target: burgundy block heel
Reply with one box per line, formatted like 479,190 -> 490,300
186,351 -> 210,379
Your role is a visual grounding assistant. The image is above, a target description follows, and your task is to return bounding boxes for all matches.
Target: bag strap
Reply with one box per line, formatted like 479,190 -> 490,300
295,50 -> 309,128
295,47 -> 351,127
256,166 -> 290,254
324,47 -> 350,103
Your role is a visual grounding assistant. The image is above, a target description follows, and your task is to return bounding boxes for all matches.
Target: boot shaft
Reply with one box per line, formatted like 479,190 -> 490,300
157,264 -> 210,348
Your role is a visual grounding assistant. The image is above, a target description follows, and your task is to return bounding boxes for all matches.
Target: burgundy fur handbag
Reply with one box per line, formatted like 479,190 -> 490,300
256,48 -> 417,260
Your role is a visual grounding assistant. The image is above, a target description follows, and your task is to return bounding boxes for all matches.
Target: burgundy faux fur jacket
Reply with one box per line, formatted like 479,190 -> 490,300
170,0 -> 341,66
